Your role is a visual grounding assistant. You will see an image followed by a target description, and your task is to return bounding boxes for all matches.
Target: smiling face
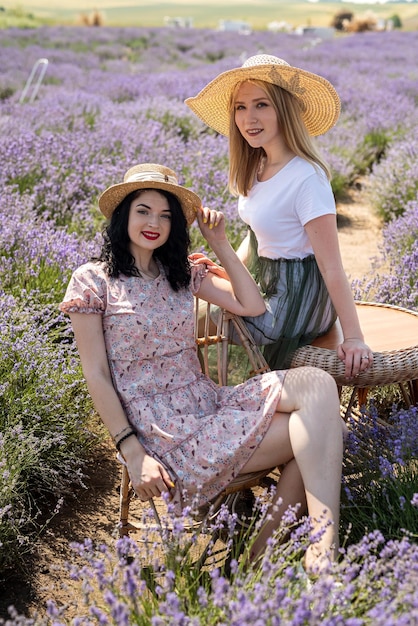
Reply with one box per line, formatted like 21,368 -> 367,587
127,189 -> 172,255
233,81 -> 281,150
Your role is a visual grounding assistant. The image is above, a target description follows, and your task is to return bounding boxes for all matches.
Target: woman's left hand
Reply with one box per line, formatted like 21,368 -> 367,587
337,339 -> 373,380
188,252 -> 229,280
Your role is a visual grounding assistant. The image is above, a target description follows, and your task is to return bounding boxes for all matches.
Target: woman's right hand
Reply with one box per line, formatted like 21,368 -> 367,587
127,452 -> 175,501
196,206 -> 227,244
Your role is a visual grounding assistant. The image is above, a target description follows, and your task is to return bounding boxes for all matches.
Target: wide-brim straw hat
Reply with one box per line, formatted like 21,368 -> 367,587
185,54 -> 341,137
98,163 -> 201,225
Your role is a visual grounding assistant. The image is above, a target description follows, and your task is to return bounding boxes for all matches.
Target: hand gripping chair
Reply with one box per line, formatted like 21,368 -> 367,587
289,301 -> 418,419
118,298 -> 277,571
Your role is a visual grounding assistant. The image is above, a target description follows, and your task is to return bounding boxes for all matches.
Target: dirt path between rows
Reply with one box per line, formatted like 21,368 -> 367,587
0,182 -> 384,621
336,182 -> 382,281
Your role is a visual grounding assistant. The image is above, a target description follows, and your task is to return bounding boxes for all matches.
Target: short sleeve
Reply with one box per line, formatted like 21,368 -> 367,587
296,172 -> 336,226
59,262 -> 106,315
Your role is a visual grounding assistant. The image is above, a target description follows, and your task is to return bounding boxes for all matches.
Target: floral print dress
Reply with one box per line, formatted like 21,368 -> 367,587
60,261 -> 286,511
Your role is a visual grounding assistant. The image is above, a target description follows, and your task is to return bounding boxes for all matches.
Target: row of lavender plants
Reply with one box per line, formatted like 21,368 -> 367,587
0,26 -> 417,623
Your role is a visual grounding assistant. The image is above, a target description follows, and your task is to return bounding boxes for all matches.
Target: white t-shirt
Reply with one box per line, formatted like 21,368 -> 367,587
238,156 -> 336,260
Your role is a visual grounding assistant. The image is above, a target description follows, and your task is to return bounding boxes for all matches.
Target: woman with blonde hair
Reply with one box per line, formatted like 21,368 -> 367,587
186,54 -> 373,378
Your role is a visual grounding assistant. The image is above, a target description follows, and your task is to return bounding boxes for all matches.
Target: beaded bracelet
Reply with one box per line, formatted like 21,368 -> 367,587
115,430 -> 136,451
113,425 -> 132,444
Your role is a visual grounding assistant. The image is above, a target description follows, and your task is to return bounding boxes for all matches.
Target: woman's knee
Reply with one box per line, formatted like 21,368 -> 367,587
282,366 -> 339,410
305,366 -> 340,405
308,366 -> 338,393
286,365 -> 336,390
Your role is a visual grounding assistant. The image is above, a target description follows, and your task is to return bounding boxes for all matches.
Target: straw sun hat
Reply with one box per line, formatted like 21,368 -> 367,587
98,163 -> 201,225
185,54 -> 341,137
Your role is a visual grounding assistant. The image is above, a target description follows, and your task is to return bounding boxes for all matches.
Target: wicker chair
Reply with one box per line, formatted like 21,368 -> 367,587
118,299 -> 277,569
195,299 -> 270,385
290,301 -> 418,416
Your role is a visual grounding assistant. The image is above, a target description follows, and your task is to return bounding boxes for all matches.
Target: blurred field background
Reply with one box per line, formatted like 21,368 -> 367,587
1,0 -> 418,30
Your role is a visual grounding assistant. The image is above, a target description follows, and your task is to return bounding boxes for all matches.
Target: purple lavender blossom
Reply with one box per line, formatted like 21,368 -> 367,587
2,25 -> 418,623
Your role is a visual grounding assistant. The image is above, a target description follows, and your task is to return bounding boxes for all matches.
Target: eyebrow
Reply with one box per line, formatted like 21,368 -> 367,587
234,96 -> 269,105
134,201 -> 171,213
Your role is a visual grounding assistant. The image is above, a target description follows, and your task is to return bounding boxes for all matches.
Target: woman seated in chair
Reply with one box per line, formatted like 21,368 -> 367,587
60,163 -> 344,575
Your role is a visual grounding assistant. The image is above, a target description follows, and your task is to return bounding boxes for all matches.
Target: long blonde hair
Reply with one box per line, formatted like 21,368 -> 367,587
228,80 -> 331,196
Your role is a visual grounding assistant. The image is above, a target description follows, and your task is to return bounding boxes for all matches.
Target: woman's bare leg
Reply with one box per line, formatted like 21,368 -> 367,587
240,366 -> 343,574
249,459 -> 306,562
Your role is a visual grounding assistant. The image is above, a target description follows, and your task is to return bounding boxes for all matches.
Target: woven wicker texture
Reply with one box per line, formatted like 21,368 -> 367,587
194,299 -> 270,385
290,344 -> 418,387
290,302 -> 418,388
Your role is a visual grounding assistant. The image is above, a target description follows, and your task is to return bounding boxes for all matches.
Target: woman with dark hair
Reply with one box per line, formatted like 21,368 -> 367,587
97,188 -> 192,290
60,163 -> 344,574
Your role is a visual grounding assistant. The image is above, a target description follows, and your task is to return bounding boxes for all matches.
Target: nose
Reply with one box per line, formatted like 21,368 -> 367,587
147,213 -> 159,227
245,107 -> 257,124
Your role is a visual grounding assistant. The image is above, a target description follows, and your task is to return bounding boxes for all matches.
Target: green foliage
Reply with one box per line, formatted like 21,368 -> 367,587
0,7 -> 45,29
29,499 -> 418,624
74,492 -> 309,621
205,50 -> 226,63
389,14 -> 402,29
146,110 -> 198,143
124,36 -> 149,52
356,130 -> 392,174
330,170 -> 351,201
9,168 -> 42,195
0,299 -> 96,571
81,105 -> 98,129
2,260 -> 70,303
331,10 -> 354,31
190,219 -> 246,258
121,35 -> 151,63
0,85 -> 14,101
341,402 -> 418,545
369,132 -> 418,221
43,75 -> 62,87
342,460 -> 417,545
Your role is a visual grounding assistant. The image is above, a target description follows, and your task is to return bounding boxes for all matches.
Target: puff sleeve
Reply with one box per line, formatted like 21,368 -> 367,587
59,262 -> 106,315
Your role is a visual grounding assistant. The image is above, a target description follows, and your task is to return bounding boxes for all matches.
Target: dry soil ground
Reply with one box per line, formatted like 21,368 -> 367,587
0,182 -> 383,622
336,182 -> 382,282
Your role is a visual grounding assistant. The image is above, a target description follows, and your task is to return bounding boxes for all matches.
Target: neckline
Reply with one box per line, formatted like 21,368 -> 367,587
257,155 -> 296,183
136,258 -> 161,281
138,269 -> 160,281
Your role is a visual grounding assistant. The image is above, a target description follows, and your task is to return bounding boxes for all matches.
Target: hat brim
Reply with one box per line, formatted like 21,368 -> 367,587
185,63 -> 340,137
98,180 -> 201,225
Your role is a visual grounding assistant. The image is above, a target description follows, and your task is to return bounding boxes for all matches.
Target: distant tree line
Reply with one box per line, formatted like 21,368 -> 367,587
331,10 -> 402,32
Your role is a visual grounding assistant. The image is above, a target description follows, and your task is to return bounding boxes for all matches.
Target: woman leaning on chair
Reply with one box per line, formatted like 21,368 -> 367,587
59,163 -> 344,575
186,54 -> 373,379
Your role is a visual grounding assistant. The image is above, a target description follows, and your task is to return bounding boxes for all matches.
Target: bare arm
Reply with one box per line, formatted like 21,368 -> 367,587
305,214 -> 373,379
194,207 -> 265,316
69,312 -> 173,499
236,231 -> 251,265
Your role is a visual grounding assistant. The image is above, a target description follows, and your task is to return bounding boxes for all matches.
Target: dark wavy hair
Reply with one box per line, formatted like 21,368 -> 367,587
95,189 -> 191,291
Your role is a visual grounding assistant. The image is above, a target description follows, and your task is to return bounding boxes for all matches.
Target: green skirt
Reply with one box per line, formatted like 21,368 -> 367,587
238,229 -> 337,370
